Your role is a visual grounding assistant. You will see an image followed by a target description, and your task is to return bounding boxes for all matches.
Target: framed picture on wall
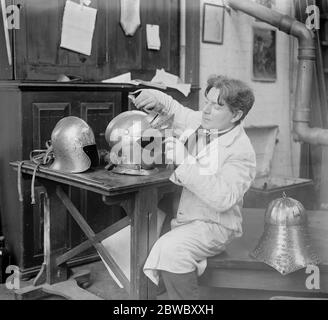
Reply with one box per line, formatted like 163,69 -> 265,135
252,27 -> 277,82
202,3 -> 225,45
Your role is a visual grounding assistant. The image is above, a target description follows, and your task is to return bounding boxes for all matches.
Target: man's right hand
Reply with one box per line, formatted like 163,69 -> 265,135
134,90 -> 166,113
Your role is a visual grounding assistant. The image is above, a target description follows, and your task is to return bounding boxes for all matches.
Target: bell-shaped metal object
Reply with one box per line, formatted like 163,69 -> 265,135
250,193 -> 320,275
105,110 -> 173,175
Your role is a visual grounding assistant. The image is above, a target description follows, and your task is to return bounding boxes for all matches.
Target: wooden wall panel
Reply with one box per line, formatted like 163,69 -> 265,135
14,0 -> 109,80
32,102 -> 71,148
10,0 -> 180,82
108,0 -> 143,71
24,0 -> 62,65
108,0 -> 180,80
0,0 -> 14,79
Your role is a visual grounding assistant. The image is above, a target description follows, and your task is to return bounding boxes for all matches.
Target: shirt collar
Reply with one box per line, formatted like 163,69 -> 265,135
203,124 -> 243,147
199,125 -> 236,136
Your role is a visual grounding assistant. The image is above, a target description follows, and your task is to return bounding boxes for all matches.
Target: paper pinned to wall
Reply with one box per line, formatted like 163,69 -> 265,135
60,0 -> 97,56
146,24 -> 161,50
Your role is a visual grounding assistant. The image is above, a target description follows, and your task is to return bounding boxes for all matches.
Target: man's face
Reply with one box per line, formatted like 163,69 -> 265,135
201,88 -> 242,130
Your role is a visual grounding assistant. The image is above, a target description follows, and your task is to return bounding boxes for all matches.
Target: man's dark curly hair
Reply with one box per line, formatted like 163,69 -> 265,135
205,75 -> 255,125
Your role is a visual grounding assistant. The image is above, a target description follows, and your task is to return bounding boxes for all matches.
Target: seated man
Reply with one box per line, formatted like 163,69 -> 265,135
134,75 -> 257,300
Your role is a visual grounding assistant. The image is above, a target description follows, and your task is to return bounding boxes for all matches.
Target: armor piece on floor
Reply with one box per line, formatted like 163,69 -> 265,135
250,193 -> 320,275
50,116 -> 99,173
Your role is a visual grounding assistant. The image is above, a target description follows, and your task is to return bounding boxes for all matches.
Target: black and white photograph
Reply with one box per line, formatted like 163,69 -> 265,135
0,0 -> 327,308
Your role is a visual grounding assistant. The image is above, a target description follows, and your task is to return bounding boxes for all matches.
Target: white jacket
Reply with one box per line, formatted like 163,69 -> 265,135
150,90 -> 257,234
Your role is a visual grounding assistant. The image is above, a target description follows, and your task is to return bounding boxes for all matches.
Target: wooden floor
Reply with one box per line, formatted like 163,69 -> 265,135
1,261 -> 327,300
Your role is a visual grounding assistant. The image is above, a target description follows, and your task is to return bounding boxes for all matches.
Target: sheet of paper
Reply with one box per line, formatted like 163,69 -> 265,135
99,226 -> 131,289
152,68 -> 179,85
60,0 -> 97,56
102,72 -> 136,84
101,70 -> 190,96
146,24 -> 161,50
151,69 -> 191,97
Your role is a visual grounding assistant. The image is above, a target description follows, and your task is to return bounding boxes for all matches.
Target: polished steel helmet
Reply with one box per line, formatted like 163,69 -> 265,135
50,116 -> 99,173
250,194 -> 320,275
105,110 -> 172,175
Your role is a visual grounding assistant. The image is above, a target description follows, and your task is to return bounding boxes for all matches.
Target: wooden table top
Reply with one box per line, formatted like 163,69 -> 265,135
210,208 -> 328,271
10,161 -> 174,196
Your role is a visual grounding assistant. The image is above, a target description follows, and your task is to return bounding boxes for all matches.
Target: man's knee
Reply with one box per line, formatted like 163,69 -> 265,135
157,238 -> 180,261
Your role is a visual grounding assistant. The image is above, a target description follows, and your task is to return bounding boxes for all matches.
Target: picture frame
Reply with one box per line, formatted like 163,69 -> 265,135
202,3 -> 225,45
252,27 -> 277,82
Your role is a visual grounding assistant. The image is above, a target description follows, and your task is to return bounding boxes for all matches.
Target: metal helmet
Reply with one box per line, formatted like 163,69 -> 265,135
250,194 -> 320,275
50,116 -> 99,173
105,110 -> 171,175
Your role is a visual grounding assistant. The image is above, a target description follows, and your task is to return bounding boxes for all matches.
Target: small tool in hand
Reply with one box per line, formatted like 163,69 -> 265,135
128,91 -> 174,130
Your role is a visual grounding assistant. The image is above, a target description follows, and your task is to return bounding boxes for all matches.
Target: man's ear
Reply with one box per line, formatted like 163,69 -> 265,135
231,110 -> 243,123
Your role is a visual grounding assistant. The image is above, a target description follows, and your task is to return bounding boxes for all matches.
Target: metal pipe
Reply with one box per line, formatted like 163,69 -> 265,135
225,0 -> 328,146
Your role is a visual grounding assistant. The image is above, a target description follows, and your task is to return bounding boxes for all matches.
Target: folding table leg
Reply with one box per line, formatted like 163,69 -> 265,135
130,187 -> 158,300
56,187 -> 130,292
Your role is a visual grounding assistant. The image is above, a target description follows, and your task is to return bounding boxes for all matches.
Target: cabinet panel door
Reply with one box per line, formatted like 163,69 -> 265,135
32,102 -> 71,149
14,0 -> 109,81
80,102 -> 116,151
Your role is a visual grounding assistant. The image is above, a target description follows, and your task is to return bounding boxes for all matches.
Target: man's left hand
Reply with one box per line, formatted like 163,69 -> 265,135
164,137 -> 188,165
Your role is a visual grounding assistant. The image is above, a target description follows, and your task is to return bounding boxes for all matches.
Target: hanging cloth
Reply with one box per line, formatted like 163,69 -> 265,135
120,0 -> 141,36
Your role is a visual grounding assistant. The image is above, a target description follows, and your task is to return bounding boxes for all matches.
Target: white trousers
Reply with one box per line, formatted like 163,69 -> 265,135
143,219 -> 236,285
